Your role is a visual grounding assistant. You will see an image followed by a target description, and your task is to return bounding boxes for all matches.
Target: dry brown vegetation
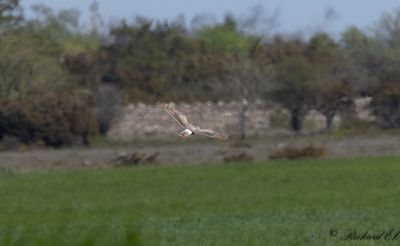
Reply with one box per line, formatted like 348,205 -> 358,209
268,145 -> 326,160
223,151 -> 254,163
112,151 -> 159,166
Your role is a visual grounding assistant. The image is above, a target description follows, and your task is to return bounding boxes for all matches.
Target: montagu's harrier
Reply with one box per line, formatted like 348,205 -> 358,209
159,102 -> 230,141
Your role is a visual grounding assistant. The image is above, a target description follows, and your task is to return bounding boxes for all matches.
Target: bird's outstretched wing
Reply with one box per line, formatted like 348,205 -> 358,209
159,102 -> 190,128
194,128 -> 230,141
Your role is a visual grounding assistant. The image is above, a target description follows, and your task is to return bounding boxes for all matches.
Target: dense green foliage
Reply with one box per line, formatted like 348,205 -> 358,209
0,157 -> 399,245
1,2 -> 400,144
0,93 -> 97,147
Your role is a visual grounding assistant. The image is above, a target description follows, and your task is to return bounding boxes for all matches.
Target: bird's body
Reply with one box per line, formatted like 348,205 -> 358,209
179,129 -> 193,138
159,102 -> 230,141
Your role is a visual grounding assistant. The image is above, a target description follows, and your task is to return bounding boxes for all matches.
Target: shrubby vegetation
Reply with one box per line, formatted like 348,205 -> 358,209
1,0 -> 400,146
0,93 -> 97,147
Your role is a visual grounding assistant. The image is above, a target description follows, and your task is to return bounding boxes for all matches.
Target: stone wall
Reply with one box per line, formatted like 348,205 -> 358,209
107,98 -> 373,141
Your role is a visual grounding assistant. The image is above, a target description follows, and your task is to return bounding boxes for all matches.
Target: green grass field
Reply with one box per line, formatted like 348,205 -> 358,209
1,156 -> 400,245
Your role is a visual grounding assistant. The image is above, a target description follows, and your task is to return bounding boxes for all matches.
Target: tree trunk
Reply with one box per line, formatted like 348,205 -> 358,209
239,103 -> 249,140
290,110 -> 303,132
325,113 -> 334,130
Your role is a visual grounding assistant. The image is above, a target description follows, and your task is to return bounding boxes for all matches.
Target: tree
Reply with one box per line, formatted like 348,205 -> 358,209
195,14 -> 256,53
194,14 -> 278,139
0,30 -> 67,100
266,36 -> 315,132
342,8 -> 400,128
340,26 -> 378,95
27,4 -> 101,89
370,84 -> 400,128
102,18 -> 190,102
307,32 -> 354,129
369,8 -> 400,84
180,48 -> 232,102
341,8 -> 400,90
313,78 -> 353,129
269,56 -> 315,132
227,39 -> 271,139
266,33 -> 355,132
185,15 -> 261,104
0,0 -> 22,31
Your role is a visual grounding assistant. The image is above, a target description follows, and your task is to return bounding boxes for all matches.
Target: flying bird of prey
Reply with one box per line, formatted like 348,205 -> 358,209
159,102 -> 230,141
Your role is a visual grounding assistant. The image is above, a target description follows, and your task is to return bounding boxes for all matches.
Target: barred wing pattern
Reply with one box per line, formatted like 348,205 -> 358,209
159,102 -> 190,128
194,128 -> 230,141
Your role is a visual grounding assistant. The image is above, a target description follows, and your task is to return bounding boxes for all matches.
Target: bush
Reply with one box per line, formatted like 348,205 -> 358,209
0,135 -> 21,151
269,108 -> 290,128
269,145 -> 326,160
0,93 -> 98,147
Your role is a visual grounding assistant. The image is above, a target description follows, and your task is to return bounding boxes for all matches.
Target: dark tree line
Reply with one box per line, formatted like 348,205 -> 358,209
1,0 -> 400,146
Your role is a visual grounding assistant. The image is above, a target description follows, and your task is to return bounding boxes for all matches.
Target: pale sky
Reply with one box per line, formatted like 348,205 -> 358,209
21,0 -> 400,36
